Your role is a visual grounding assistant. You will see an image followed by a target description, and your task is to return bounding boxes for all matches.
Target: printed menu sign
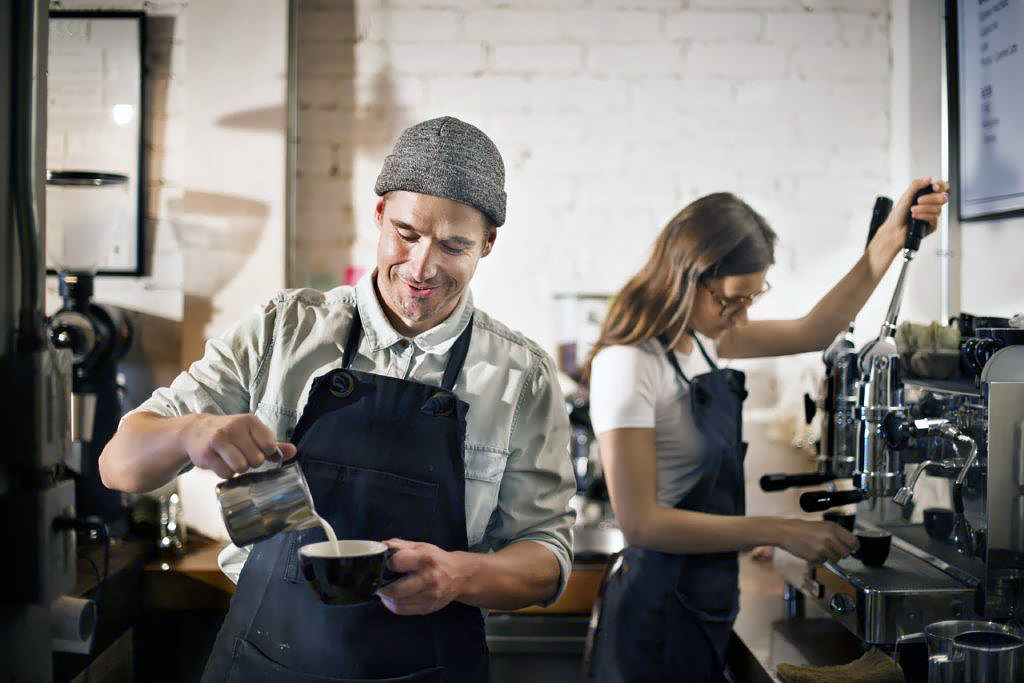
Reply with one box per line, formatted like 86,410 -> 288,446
958,0 -> 1024,219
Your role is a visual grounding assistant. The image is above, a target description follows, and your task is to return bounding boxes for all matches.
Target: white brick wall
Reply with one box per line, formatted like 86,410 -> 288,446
291,0 -> 901,424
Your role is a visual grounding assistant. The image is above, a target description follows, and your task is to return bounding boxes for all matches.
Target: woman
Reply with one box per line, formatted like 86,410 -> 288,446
585,178 -> 948,682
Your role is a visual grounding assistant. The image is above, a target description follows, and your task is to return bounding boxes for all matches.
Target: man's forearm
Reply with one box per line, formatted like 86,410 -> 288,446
455,540 -> 562,611
99,411 -> 192,493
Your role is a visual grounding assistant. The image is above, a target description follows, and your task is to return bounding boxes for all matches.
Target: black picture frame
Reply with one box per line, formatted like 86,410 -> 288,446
946,0 -> 1024,223
46,10 -> 146,276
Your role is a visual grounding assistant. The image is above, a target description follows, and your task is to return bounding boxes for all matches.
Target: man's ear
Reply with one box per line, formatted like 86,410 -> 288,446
481,227 -> 497,258
375,198 -> 386,228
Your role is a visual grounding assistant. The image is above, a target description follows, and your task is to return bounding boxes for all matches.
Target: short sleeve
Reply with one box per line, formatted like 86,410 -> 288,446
589,344 -> 661,434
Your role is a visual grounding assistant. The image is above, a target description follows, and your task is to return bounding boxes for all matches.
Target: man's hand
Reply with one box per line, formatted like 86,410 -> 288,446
376,539 -> 473,615
868,177 -> 949,277
179,413 -> 297,479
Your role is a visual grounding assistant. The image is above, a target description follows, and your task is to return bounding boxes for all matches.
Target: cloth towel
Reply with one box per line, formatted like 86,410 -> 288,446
777,647 -> 904,683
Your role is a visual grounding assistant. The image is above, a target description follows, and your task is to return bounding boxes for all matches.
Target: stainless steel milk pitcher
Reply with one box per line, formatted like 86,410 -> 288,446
215,460 -> 320,547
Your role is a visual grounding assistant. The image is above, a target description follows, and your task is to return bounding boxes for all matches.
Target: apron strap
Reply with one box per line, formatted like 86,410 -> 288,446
341,308 -> 363,369
691,334 -> 719,371
656,334 -> 692,385
344,306 -> 474,392
441,315 -> 474,391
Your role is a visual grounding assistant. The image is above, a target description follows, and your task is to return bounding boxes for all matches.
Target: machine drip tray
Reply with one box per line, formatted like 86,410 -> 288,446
831,545 -> 970,592
883,524 -> 987,581
810,543 -> 979,645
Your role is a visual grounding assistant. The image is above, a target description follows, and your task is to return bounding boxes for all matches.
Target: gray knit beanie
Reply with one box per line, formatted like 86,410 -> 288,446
374,116 -> 507,227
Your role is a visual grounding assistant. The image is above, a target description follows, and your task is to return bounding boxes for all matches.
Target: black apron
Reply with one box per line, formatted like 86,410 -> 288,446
591,334 -> 748,683
202,309 -> 488,682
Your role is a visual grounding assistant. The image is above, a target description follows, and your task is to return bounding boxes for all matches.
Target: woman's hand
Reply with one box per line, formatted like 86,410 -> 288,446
867,177 -> 949,278
773,519 -> 859,565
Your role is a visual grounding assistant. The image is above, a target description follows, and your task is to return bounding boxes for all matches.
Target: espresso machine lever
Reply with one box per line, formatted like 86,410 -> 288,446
760,196 -> 893,494
797,186 -> 934,511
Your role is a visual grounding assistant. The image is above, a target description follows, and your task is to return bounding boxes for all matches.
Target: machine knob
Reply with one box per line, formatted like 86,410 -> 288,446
880,412 -> 912,450
828,593 -> 854,615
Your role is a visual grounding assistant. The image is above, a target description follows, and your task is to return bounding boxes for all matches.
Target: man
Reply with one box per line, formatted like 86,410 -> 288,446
99,116 -> 576,681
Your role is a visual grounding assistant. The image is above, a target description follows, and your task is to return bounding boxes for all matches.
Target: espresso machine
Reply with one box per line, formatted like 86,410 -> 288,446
764,187 -> 1024,647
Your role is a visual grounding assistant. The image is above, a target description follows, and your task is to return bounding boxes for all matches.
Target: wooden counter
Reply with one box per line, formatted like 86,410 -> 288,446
145,534 -> 609,615
142,534 -> 233,611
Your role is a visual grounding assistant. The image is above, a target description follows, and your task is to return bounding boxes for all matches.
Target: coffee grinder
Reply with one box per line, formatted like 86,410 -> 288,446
45,170 -> 134,529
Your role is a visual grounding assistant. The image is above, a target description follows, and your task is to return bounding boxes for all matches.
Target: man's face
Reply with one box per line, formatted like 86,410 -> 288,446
375,191 -> 495,337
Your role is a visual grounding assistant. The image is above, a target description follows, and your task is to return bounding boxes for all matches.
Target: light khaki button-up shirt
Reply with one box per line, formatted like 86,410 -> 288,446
133,273 -> 576,601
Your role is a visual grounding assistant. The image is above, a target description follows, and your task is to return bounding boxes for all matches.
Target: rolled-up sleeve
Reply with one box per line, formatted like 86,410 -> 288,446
127,299 -> 277,420
487,352 -> 576,604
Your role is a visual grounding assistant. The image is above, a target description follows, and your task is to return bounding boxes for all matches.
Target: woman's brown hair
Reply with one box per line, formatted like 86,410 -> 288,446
582,192 -> 777,382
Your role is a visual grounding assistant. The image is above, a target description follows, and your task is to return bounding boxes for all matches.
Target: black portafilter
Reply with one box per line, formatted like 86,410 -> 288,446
799,489 -> 867,513
759,472 -> 835,492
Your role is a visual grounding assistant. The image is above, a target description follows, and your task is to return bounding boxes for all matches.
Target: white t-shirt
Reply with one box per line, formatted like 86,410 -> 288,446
589,335 -> 718,507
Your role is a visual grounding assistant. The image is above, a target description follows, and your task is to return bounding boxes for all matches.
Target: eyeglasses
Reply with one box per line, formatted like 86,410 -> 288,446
701,281 -> 771,317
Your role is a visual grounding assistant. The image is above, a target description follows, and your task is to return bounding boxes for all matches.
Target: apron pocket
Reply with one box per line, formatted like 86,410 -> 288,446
226,638 -> 443,682
674,551 -> 740,623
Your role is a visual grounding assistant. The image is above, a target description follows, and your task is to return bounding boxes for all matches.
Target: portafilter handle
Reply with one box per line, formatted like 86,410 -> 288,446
904,184 -> 935,252
799,489 -> 867,512
759,472 -> 835,492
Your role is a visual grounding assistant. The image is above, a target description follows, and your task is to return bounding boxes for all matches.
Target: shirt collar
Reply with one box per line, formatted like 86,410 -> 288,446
354,270 -> 474,355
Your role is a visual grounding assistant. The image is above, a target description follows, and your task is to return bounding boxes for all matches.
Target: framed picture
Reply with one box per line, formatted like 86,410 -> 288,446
947,0 -> 1024,222
46,11 -> 146,275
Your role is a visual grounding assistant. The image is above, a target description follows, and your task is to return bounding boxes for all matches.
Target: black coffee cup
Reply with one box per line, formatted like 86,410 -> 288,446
853,530 -> 892,567
824,511 -> 855,532
299,540 -> 404,605
923,507 -> 956,541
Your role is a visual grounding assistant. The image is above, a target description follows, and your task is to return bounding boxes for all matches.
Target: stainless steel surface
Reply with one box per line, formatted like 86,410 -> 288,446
830,349 -> 860,477
731,551 -> 868,682
880,250 -> 916,338
216,462 -> 320,547
810,542 -> 979,645
954,629 -> 1024,682
822,340 -> 1024,645
894,460 -> 943,506
855,352 -> 906,498
980,346 -> 1024,619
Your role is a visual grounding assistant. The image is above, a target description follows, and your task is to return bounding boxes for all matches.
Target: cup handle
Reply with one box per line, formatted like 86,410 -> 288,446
379,547 -> 406,588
